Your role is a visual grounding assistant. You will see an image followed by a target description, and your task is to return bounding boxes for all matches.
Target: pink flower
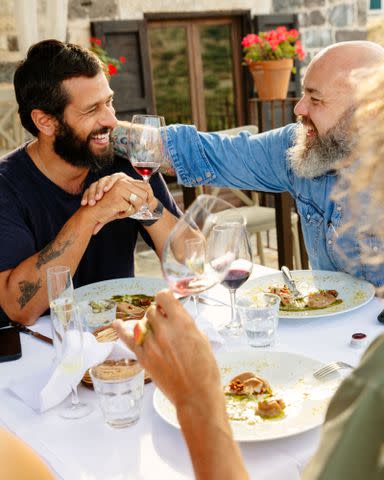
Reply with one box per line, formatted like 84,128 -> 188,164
241,34 -> 261,48
108,64 -> 118,76
90,37 -> 102,46
119,56 -> 126,63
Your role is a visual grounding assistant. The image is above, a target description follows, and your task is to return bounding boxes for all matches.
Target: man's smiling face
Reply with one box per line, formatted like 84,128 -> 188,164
53,72 -> 118,171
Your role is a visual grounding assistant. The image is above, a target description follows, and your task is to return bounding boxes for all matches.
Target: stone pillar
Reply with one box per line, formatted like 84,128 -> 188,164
45,0 -> 69,41
14,0 -> 38,55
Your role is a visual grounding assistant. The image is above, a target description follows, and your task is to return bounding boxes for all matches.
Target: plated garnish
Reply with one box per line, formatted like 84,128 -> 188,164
224,372 -> 285,421
269,286 -> 342,311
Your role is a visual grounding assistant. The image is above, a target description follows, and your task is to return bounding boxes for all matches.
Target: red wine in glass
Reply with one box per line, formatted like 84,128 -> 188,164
222,268 -> 251,290
132,162 -> 160,179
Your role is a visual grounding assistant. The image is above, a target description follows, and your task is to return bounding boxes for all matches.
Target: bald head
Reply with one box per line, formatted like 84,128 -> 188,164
308,41 -> 384,88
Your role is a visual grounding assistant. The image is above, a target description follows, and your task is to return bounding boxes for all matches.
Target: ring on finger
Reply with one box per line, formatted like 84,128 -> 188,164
129,192 -> 138,203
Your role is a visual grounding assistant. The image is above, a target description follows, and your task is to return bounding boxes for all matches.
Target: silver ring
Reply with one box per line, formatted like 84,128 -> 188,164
129,192 -> 138,203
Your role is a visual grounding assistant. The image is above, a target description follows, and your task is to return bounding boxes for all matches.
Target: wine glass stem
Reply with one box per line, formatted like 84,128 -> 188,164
192,295 -> 199,317
228,289 -> 238,326
71,386 -> 80,407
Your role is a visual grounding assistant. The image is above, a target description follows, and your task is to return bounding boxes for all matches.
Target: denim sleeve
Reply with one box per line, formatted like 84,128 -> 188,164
166,123 -> 296,194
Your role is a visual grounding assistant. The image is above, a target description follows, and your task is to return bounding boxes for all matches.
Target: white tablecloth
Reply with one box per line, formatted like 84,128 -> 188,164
1,265 -> 383,480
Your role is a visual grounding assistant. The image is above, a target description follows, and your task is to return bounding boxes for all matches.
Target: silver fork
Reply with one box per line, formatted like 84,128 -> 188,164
281,266 -> 306,308
313,361 -> 354,379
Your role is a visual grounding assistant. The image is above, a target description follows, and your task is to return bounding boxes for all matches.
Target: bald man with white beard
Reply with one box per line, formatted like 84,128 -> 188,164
106,41 -> 384,287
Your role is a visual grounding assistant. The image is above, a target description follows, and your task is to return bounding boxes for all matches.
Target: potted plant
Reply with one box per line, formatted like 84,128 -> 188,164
89,37 -> 126,77
241,26 -> 305,100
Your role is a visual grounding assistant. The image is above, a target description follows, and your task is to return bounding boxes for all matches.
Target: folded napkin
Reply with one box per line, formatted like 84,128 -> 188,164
9,332 -> 134,412
183,301 -> 224,349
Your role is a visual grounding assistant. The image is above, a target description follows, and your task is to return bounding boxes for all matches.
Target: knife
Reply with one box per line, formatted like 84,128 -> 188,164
10,321 -> 53,345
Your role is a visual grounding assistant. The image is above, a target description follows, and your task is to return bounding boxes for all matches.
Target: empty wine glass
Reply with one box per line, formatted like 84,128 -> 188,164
184,237 -> 205,316
127,114 -> 167,220
51,303 -> 92,419
162,194 -> 239,300
47,266 -> 74,357
219,220 -> 253,336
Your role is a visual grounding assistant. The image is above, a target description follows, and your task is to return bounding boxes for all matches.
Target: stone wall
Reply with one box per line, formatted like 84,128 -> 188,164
0,0 -> 369,81
274,0 -> 368,66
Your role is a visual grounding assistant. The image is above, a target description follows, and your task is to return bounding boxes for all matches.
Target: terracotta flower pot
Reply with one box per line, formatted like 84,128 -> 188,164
248,58 -> 294,100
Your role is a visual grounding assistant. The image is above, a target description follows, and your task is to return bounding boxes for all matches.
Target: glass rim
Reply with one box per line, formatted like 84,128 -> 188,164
46,265 -> 71,274
89,359 -> 143,383
236,292 -> 281,307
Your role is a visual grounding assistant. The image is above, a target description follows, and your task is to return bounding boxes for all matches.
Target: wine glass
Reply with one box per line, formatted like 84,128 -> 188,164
184,236 -> 205,317
219,221 -> 253,336
46,266 -> 74,357
127,114 -> 167,220
51,303 -> 92,419
161,194 -> 240,300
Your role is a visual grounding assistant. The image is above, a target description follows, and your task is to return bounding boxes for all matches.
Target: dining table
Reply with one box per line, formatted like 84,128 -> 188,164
0,264 -> 383,480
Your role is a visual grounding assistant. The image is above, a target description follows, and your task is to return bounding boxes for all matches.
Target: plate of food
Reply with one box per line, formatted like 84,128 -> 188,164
238,270 -> 375,319
75,277 -> 166,318
153,350 -> 342,442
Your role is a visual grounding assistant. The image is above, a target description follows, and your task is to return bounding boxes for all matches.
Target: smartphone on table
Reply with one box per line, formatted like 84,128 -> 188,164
0,326 -> 22,362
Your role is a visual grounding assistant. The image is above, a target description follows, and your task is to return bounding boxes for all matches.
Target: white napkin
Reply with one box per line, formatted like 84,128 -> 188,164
9,332 -> 134,412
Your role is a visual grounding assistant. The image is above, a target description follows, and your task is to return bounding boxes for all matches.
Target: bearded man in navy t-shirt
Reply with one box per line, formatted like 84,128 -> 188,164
0,39 -> 181,326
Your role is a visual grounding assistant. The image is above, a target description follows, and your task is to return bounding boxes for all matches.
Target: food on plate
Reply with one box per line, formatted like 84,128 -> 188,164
90,294 -> 154,321
224,371 -> 286,422
226,372 -> 272,396
257,398 -> 286,419
269,286 -> 342,311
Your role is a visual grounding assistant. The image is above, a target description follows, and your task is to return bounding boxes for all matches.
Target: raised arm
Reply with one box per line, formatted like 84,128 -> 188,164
114,290 -> 249,480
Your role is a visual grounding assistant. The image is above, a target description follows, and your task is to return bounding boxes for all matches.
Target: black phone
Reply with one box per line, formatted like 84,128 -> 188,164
0,326 -> 22,362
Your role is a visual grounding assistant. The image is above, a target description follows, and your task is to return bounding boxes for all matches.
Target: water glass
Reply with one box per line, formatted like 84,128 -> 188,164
90,359 -> 144,428
79,300 -> 117,332
236,293 -> 280,347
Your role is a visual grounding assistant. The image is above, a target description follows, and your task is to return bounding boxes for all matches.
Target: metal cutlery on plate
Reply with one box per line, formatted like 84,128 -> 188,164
281,266 -> 306,308
313,361 -> 354,379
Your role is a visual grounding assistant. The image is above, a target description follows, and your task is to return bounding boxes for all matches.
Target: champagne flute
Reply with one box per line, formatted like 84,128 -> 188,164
127,114 -> 166,220
52,303 -> 92,419
46,265 -> 74,357
162,194 -> 239,299
219,221 -> 253,336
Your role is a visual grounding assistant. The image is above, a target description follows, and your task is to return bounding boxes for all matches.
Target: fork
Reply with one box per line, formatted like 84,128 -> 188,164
313,361 -> 354,379
281,266 -> 306,308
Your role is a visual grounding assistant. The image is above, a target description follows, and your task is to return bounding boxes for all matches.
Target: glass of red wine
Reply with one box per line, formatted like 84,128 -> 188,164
161,194 -> 239,300
219,219 -> 253,336
128,114 -> 166,220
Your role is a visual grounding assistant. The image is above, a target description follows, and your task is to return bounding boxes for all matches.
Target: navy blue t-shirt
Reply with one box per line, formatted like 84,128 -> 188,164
0,144 -> 181,324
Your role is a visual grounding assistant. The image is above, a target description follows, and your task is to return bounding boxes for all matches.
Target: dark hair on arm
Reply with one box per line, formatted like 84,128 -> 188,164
14,39 -> 103,136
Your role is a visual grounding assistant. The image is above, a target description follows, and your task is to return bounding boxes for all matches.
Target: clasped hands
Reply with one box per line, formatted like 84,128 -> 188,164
81,172 -> 157,234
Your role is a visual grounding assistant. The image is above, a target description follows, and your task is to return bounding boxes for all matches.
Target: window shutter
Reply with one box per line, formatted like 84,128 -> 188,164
91,20 -> 155,120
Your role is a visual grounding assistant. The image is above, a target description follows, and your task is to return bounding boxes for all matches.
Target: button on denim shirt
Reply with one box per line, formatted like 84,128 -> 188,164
167,123 -> 383,287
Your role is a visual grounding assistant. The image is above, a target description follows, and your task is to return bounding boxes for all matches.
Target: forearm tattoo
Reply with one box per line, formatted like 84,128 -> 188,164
17,278 -> 42,309
112,124 -> 176,177
36,239 -> 73,269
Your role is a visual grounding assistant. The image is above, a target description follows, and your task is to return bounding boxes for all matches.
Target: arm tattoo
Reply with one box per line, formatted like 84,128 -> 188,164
112,124 -> 176,177
36,239 -> 73,269
17,278 -> 42,309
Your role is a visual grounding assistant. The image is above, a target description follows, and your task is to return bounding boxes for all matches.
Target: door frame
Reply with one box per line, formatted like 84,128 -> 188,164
145,11 -> 251,130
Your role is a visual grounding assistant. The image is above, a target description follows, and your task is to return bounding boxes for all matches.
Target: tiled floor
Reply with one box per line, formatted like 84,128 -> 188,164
134,229 -> 280,278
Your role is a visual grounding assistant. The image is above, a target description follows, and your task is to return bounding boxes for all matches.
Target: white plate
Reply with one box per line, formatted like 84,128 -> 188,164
74,277 -> 167,304
239,270 -> 375,319
153,350 -> 341,442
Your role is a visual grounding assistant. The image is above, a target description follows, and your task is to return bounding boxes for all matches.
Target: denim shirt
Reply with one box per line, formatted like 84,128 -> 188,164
167,123 -> 383,287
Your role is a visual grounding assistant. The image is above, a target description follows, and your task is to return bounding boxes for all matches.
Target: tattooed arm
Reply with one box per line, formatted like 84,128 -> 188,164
112,122 -> 177,177
0,176 -> 149,325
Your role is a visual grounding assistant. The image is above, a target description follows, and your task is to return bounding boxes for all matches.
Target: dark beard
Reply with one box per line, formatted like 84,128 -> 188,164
287,107 -> 355,178
53,120 -> 114,172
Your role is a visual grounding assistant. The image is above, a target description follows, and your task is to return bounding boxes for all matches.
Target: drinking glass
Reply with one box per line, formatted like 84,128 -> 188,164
46,266 -> 74,356
236,293 -> 280,347
127,114 -> 167,220
51,303 -> 92,419
90,359 -> 144,428
219,221 -> 253,336
162,194 -> 239,299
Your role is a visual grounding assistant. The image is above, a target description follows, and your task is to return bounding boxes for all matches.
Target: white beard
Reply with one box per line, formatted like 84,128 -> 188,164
287,109 -> 354,179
